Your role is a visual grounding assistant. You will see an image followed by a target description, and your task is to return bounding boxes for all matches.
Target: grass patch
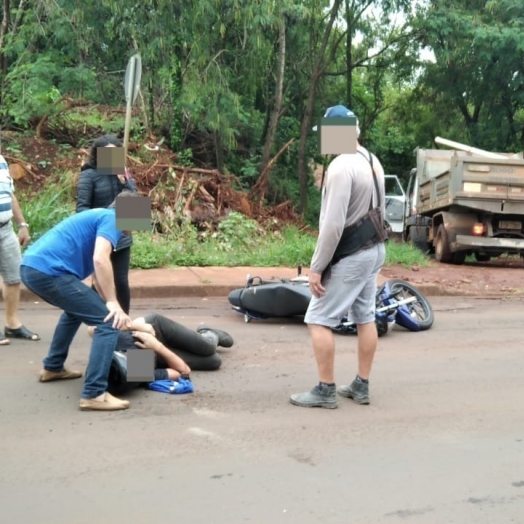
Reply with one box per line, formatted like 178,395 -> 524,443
129,224 -> 317,268
19,172 -> 76,243
385,239 -> 431,268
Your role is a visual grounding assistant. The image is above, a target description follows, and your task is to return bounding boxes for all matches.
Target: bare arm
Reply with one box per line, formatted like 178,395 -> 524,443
92,237 -> 118,303
10,193 -> 26,225
124,319 -> 155,336
11,194 -> 31,246
132,331 -> 191,375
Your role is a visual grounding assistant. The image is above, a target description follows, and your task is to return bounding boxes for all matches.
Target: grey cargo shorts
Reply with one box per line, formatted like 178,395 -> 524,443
305,242 -> 386,328
0,221 -> 22,285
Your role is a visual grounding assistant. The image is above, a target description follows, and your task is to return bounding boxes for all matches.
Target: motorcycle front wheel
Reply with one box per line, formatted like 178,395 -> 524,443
388,279 -> 435,330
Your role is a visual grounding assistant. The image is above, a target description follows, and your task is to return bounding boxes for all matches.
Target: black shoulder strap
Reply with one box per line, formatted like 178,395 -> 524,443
357,149 -> 381,210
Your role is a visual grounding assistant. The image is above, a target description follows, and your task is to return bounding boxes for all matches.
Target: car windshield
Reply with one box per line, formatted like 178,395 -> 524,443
385,177 -> 404,196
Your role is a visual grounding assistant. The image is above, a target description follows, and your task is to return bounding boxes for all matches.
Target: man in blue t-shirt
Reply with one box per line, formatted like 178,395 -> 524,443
20,190 -> 138,411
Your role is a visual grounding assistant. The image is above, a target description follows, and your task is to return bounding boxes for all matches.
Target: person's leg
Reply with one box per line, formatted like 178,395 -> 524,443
144,313 -> 217,356
338,243 -> 386,405
20,267 -> 125,406
111,247 -> 131,314
308,324 -> 336,384
43,312 -> 82,372
290,254 -> 374,409
3,283 -> 22,329
0,225 -> 39,340
356,322 -> 378,380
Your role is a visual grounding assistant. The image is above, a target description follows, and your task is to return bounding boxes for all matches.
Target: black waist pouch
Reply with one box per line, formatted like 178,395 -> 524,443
332,207 -> 388,265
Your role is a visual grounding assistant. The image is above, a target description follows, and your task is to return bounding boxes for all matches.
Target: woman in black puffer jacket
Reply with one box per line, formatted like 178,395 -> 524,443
76,135 -> 138,314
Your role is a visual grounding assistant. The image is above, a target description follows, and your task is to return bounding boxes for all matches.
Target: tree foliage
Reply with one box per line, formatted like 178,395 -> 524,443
1,0 -> 523,218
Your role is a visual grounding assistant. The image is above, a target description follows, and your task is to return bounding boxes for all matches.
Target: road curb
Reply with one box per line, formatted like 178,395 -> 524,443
8,282 -> 524,303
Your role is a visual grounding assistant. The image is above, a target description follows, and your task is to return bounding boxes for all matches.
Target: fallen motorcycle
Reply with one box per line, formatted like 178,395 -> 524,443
228,272 -> 434,336
331,278 -> 434,336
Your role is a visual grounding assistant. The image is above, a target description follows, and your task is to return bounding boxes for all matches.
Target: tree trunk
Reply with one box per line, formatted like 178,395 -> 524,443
169,48 -> 184,152
259,17 -> 286,189
0,0 -> 10,80
214,131 -> 224,173
297,0 -> 343,214
345,0 -> 352,108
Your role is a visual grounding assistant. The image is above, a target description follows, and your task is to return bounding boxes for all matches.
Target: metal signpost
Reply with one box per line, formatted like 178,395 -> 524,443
123,54 -> 142,155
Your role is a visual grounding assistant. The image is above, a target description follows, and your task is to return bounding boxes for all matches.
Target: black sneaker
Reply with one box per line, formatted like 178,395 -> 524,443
337,379 -> 370,405
197,326 -> 234,348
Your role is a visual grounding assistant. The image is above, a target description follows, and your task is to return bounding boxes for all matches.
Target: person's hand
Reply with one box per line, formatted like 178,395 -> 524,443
308,270 -> 326,298
18,226 -> 31,247
121,318 -> 156,337
117,174 -> 126,184
131,331 -> 160,350
104,301 -> 131,329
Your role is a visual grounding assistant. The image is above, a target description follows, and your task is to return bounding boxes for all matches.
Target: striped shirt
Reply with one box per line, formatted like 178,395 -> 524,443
0,155 -> 14,223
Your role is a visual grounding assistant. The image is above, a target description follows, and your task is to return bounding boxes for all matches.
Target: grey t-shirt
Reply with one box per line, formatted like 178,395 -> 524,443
310,146 -> 386,273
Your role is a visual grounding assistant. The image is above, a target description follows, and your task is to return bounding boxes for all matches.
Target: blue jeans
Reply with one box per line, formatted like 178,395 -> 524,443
20,266 -> 120,399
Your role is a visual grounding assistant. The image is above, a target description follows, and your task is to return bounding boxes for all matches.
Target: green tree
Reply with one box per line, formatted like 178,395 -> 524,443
416,0 -> 524,151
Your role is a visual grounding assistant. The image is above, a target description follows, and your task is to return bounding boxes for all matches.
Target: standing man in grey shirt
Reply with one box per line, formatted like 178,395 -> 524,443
291,105 -> 387,409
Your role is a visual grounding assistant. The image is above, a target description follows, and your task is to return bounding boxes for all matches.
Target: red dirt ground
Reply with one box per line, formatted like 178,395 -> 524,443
382,257 -> 524,296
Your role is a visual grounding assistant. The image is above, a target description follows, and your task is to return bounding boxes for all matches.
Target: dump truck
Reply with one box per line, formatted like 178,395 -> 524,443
403,137 -> 524,264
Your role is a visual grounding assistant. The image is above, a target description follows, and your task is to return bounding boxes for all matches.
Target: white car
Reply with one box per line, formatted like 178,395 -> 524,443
384,175 -> 406,234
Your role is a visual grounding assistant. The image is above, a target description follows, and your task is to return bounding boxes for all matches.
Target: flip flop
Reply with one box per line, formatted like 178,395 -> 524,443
4,325 -> 40,341
0,333 -> 10,346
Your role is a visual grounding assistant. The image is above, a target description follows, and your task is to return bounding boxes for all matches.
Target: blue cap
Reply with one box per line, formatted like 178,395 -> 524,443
312,105 -> 356,131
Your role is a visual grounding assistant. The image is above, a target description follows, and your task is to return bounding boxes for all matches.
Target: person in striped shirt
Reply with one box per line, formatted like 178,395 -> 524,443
0,154 -> 40,345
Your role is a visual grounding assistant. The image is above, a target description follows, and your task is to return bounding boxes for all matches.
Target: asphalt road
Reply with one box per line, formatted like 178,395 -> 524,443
1,296 -> 524,524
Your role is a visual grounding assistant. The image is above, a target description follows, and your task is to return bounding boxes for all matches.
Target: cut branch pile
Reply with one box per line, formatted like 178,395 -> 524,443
8,132 -> 305,233
125,147 -> 303,232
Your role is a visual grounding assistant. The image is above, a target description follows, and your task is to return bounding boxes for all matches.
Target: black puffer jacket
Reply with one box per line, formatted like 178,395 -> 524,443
75,166 -> 138,251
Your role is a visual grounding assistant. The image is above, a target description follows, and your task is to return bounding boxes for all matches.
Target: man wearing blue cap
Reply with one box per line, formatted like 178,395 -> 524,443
291,105 -> 387,409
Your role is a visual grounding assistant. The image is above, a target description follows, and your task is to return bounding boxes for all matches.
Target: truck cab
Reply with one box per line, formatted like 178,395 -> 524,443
384,174 -> 406,234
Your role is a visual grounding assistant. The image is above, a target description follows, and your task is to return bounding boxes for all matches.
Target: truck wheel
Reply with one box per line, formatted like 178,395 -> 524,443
435,225 -> 466,265
407,229 -> 430,254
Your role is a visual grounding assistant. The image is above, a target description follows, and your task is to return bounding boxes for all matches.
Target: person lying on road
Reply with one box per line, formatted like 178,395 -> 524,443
88,312 -> 234,382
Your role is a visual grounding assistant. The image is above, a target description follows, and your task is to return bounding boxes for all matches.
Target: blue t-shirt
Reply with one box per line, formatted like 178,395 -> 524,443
21,208 -> 122,279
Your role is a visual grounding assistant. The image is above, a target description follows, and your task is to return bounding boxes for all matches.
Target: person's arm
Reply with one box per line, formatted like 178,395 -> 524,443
123,175 -> 138,192
10,194 -> 31,246
92,237 -> 118,303
132,331 -> 191,375
309,160 -> 352,274
124,319 -> 155,336
117,169 -> 138,192
76,172 -> 94,212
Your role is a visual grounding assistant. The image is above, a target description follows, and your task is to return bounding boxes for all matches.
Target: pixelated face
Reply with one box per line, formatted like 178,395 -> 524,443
115,194 -> 152,232
318,116 -> 358,155
126,348 -> 156,382
97,145 -> 125,175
